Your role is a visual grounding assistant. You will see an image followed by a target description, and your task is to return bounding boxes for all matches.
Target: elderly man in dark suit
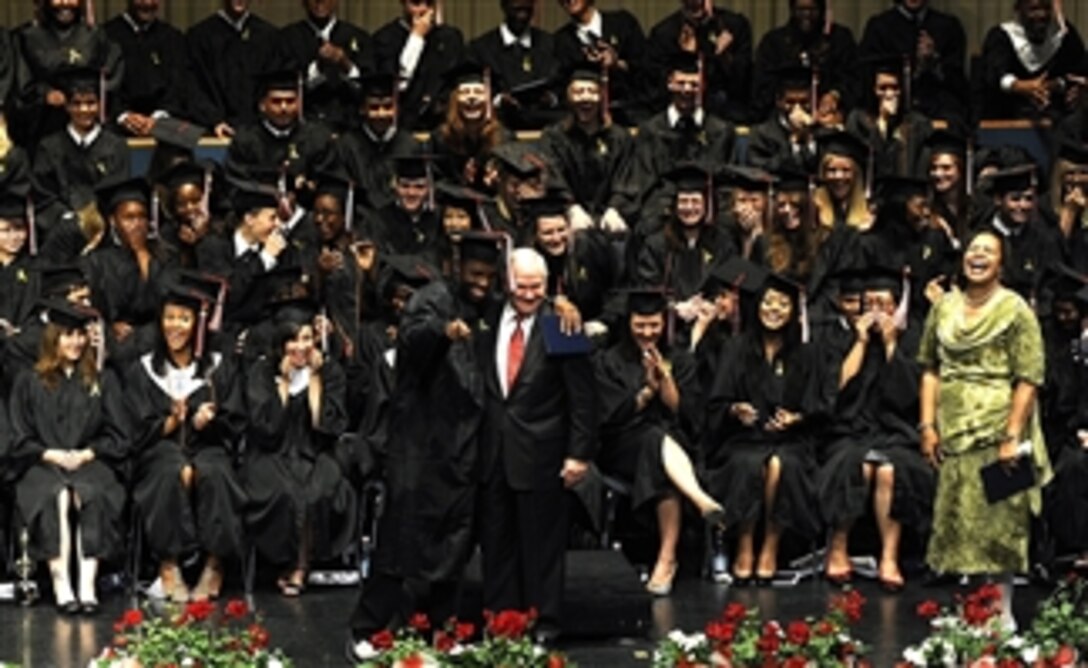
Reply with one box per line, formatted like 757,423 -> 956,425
477,247 -> 598,642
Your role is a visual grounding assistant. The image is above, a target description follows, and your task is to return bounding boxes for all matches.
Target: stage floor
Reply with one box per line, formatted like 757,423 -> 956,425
0,571 -> 1052,668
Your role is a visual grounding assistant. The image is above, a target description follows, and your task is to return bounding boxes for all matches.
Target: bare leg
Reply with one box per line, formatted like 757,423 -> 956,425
827,463 -> 874,578
734,521 -> 756,579
661,436 -> 722,516
757,456 -> 782,578
72,492 -> 98,605
874,466 -> 903,586
49,488 -> 75,607
647,494 -> 681,589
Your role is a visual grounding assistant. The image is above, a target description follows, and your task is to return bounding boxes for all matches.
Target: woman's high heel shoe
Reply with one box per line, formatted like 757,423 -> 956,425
645,562 -> 678,597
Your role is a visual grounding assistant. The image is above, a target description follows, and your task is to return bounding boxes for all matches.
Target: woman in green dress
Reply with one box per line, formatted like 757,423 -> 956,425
918,228 -> 1052,629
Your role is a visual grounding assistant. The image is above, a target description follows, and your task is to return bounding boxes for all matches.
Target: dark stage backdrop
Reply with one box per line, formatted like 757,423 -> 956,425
2,1 -> 1088,59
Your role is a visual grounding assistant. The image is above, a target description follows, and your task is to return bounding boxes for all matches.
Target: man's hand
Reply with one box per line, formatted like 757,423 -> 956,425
214,122 -> 235,139
730,402 -> 759,427
765,407 -> 801,432
264,229 -> 287,258
714,29 -> 733,55
678,23 -> 698,53
554,296 -> 583,335
46,89 -> 66,107
600,207 -> 628,235
121,112 -> 156,137
445,319 -> 472,341
560,458 -> 589,488
916,30 -> 936,62
318,41 -> 350,70
192,402 -> 216,431
1013,75 -> 1052,110
568,204 -> 594,232
410,6 -> 435,37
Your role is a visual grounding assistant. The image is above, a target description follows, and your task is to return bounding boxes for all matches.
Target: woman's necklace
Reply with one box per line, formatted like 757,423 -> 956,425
964,283 -> 1000,309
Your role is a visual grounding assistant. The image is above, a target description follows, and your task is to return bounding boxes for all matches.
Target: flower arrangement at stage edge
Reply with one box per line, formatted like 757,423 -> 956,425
89,599 -> 293,668
653,589 -> 871,667
898,576 -> 1088,668
355,608 -> 575,668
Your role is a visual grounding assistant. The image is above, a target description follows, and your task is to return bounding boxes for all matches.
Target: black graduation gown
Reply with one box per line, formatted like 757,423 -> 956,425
629,111 -> 736,233
637,227 -> 733,302
751,21 -> 859,119
553,9 -> 650,124
224,121 -> 336,187
30,127 -> 130,237
1046,353 -> 1088,553
976,22 -> 1086,121
9,369 -> 128,561
0,29 -> 14,112
126,353 -> 247,559
646,8 -> 753,123
1041,321 -> 1080,462
704,337 -> 825,539
372,20 -> 465,131
0,144 -> 32,204
815,339 -> 934,531
538,119 -> 638,219
370,204 -> 442,264
102,15 -> 193,121
374,280 -> 484,581
11,21 -> 123,147
243,358 -> 354,565
746,115 -> 820,174
985,216 -> 1064,302
468,27 -> 562,131
277,18 -> 376,132
845,109 -> 933,180
541,229 -> 619,324
0,255 -> 37,334
338,127 -> 418,213
857,6 -> 969,124
185,11 -> 280,130
595,340 -> 701,511
84,242 -> 176,370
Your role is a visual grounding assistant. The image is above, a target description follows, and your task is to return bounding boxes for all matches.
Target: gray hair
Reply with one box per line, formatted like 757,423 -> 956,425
509,246 -> 548,280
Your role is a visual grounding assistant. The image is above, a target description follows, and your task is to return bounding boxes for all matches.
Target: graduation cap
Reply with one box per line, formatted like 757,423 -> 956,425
436,181 -> 487,212
563,61 -> 602,85
625,288 -> 669,315
818,130 -> 869,167
491,142 -> 546,178
445,61 -> 487,89
859,53 -> 908,80
859,261 -> 904,296
306,170 -> 360,231
157,160 -> 210,192
261,266 -> 317,325
831,266 -> 868,296
770,167 -> 811,193
95,176 -> 152,215
255,68 -> 302,97
770,63 -> 815,93
701,256 -> 768,299
231,179 -> 280,215
41,299 -> 99,330
923,129 -> 968,158
39,264 -> 89,297
990,165 -> 1038,195
1041,264 -> 1088,303
667,52 -> 701,75
392,155 -> 430,180
176,270 -> 228,333
874,175 -> 929,202
54,66 -> 101,98
379,254 -> 438,305
0,194 -> 28,222
664,163 -> 713,193
522,189 -> 571,221
722,165 -> 777,193
457,231 -> 506,264
1058,139 -> 1088,168
150,118 -> 207,152
357,72 -> 397,99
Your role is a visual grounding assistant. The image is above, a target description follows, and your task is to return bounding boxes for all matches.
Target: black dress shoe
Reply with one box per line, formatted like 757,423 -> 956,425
731,571 -> 753,587
533,623 -> 561,648
754,572 -> 776,587
81,600 -> 100,615
58,600 -> 81,615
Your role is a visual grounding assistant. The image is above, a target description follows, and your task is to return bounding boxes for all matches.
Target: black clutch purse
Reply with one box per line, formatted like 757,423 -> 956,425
979,455 -> 1035,504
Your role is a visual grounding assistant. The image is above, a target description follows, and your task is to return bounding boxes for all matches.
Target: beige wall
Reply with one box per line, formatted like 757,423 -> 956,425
3,1 -> 1088,57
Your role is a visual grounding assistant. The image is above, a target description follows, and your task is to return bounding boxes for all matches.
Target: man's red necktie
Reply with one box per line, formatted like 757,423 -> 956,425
507,318 -> 524,391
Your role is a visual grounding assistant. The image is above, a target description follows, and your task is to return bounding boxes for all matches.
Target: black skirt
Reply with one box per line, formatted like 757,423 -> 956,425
1046,446 -> 1088,553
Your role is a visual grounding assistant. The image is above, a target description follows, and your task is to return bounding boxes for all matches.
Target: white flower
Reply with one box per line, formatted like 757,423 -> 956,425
902,645 -> 926,666
266,659 -> 284,668
1020,645 -> 1040,664
182,658 -> 195,667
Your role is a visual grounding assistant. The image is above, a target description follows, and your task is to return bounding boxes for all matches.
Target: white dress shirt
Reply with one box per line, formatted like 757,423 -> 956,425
496,304 -> 536,398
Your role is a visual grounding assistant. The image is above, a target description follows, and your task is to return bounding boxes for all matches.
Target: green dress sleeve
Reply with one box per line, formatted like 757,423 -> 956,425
917,299 -> 941,370
1006,301 -> 1045,387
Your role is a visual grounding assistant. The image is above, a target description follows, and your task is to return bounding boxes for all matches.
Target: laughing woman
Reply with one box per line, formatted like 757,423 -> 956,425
8,301 -> 128,614
920,229 -> 1052,629
126,286 -> 247,603
244,305 -> 354,597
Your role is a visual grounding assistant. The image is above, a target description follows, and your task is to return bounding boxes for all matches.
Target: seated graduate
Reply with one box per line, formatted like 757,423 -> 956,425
126,283 -> 246,604
84,177 -> 178,370
338,73 -> 419,215
846,55 -> 932,181
760,169 -> 824,285
31,67 -> 130,249
372,0 -> 466,132
1046,280 -> 1088,571
704,273 -> 826,584
223,68 -> 336,191
153,160 -> 232,272
629,52 -> 736,232
469,0 -> 562,131
1039,266 -> 1088,462
646,0 -> 753,123
751,0 -> 857,121
433,181 -> 490,278
976,0 -> 1086,121
10,0 -> 122,147
595,288 -> 724,597
243,290 -> 353,598
102,0 -> 199,138
8,300 -> 127,614
922,129 -> 972,244
431,62 -> 511,191
1053,139 -> 1088,272
370,155 -> 443,265
552,0 -> 651,125
816,262 -> 934,591
538,63 -> 637,237
813,131 -> 873,230
277,0 -> 375,132
478,141 -> 547,245
747,65 -> 829,176
720,166 -> 775,262
690,257 -> 767,392
526,190 -> 619,335
983,164 -> 1064,302
636,164 -> 736,348
856,0 -> 969,125
347,234 -> 503,658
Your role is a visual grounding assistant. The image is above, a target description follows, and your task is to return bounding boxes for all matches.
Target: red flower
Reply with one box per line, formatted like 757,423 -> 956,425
757,624 -> 781,655
916,600 -> 941,619
976,584 -> 1002,605
119,609 -> 144,628
182,600 -> 215,623
783,656 -> 808,668
706,620 -> 736,643
370,629 -> 395,651
247,623 -> 270,650
786,621 -> 810,646
408,613 -> 431,632
814,620 -> 836,636
547,654 -> 566,668
832,589 -> 866,623
963,600 -> 996,626
487,609 -> 532,639
1055,645 -> 1077,666
723,602 -> 748,623
997,659 -> 1026,668
454,622 -> 475,641
224,599 -> 248,621
434,631 -> 455,653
